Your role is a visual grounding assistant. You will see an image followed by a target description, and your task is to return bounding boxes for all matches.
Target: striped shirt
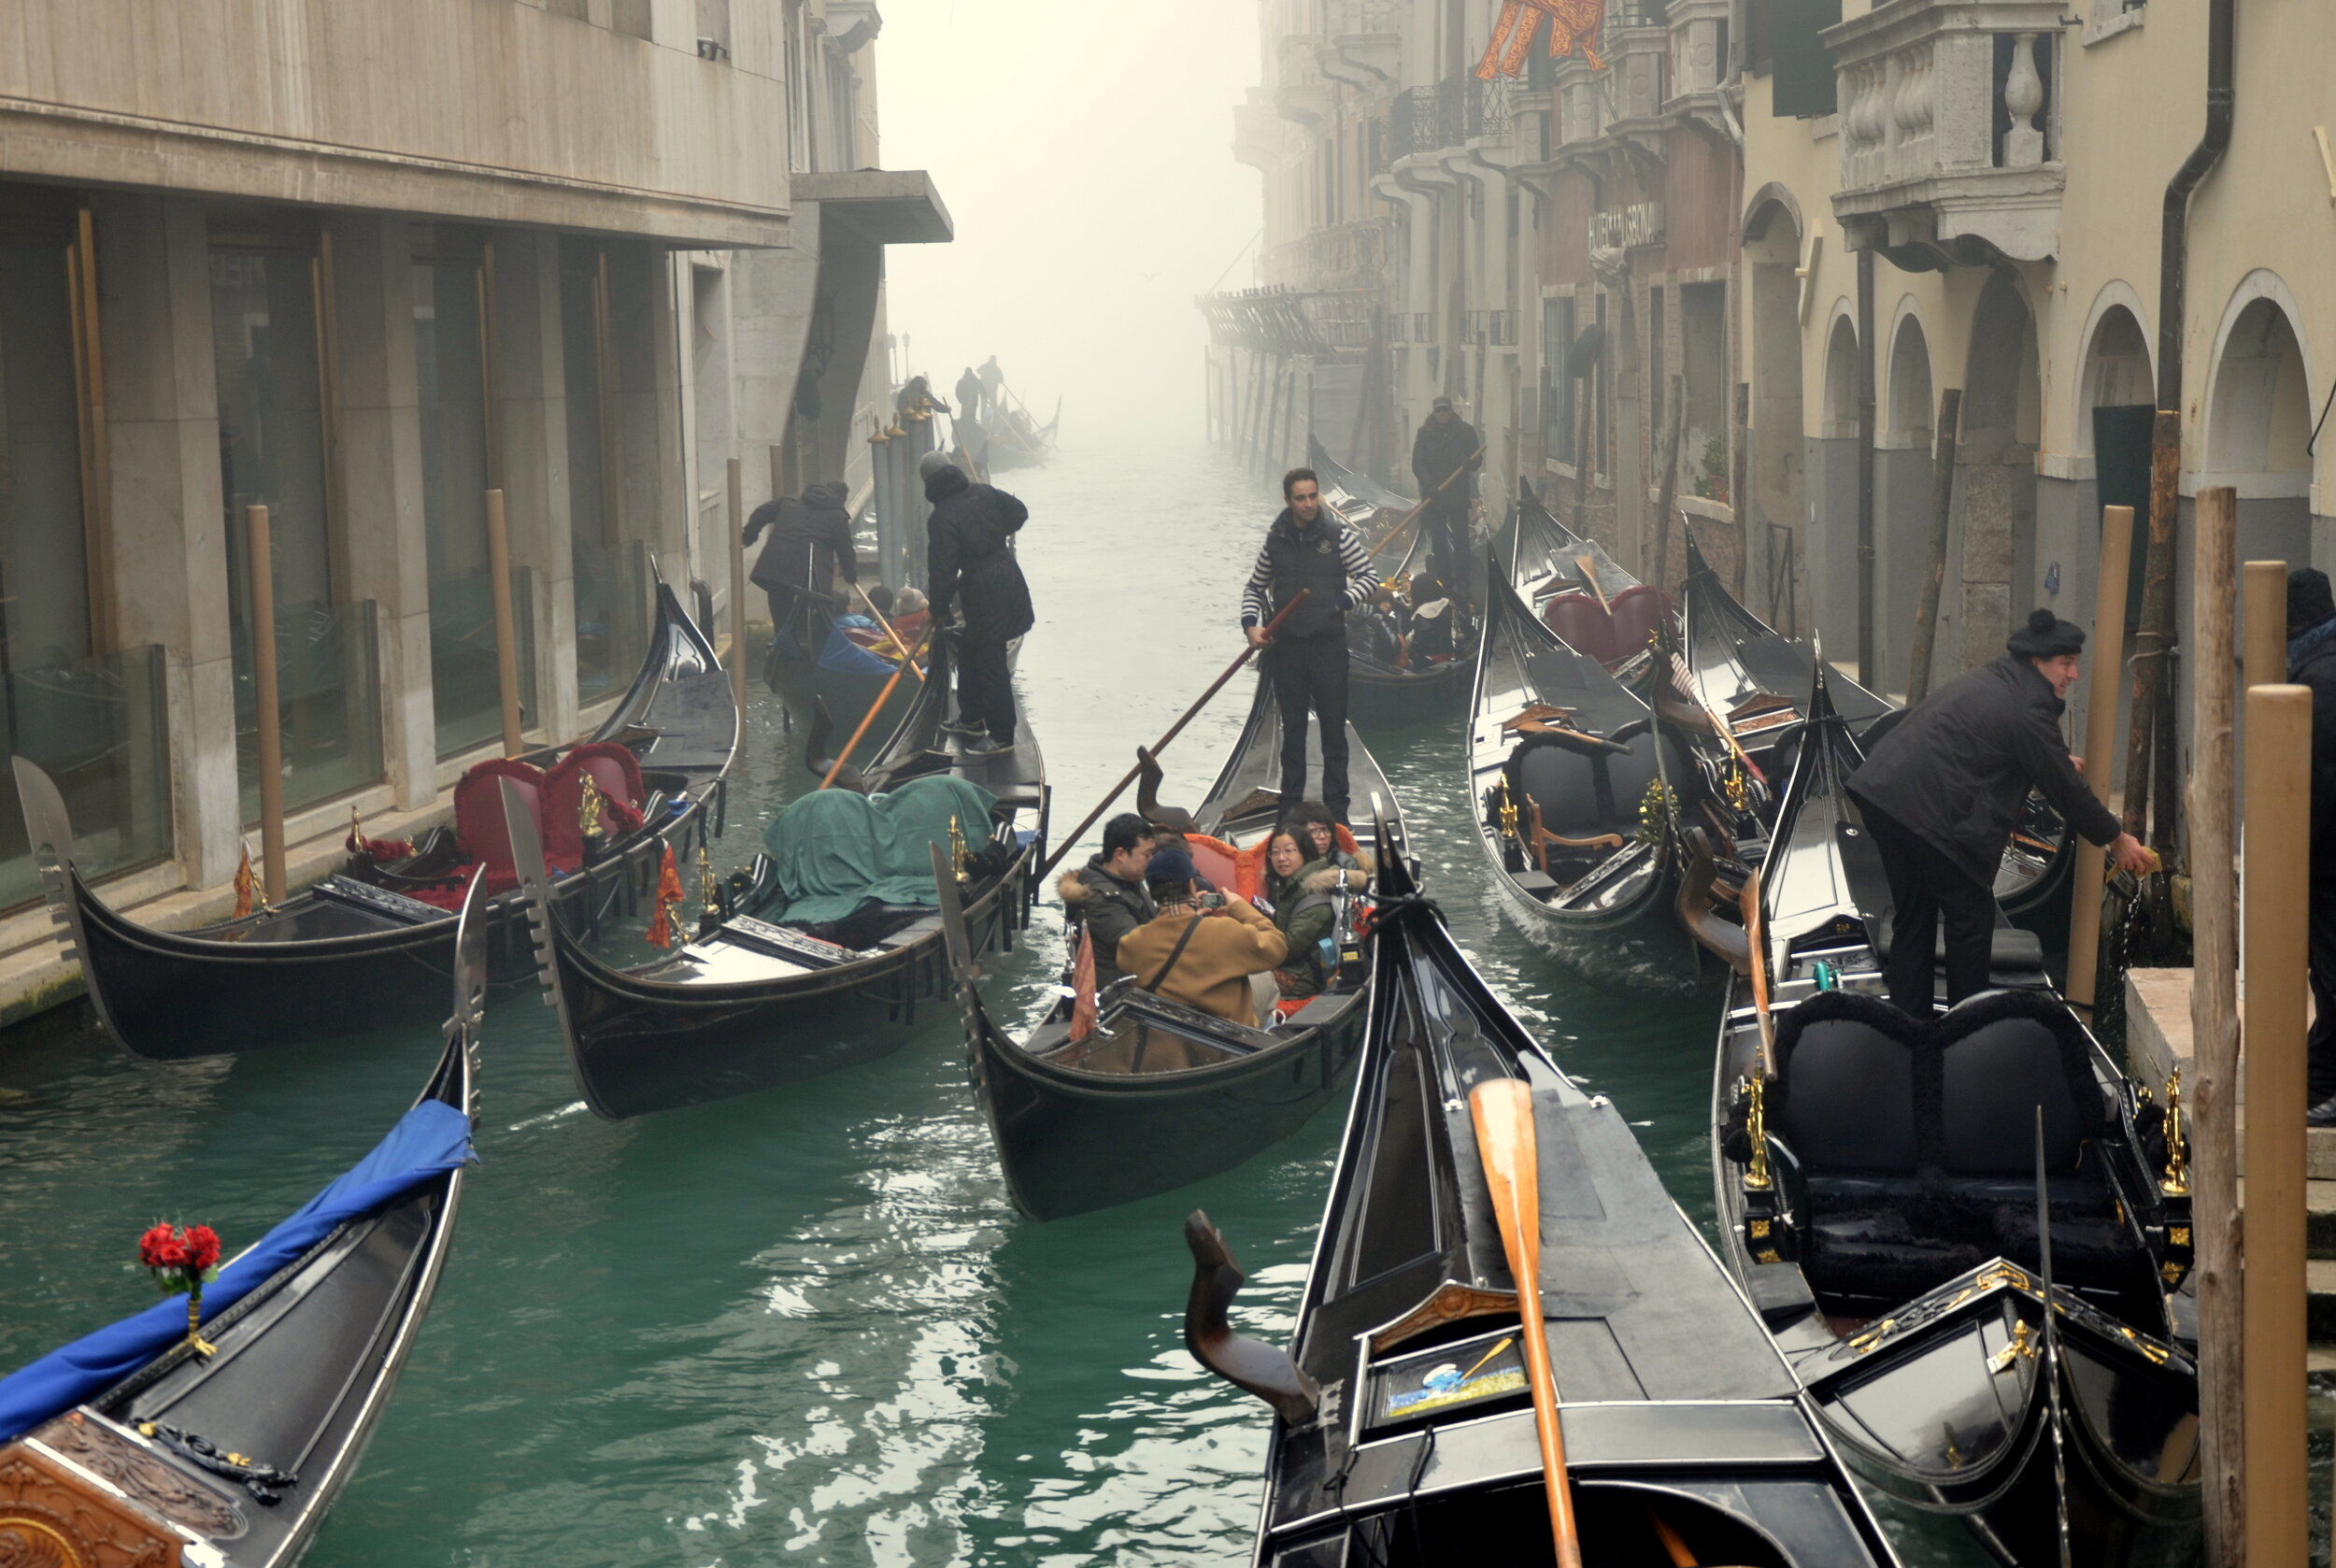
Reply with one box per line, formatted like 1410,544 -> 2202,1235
1239,514 -> 1381,628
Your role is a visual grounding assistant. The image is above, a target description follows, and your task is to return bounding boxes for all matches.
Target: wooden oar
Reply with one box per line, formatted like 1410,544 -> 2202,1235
1035,591 -> 1312,879
1361,446 -> 1487,559
850,581 -> 927,685
1573,554 -> 1612,614
818,623 -> 935,791
1739,866 -> 1775,1074
1469,1077 -> 1584,1568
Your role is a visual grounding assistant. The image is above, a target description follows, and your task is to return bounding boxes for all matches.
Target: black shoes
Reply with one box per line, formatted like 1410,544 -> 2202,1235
2309,1095 -> 2336,1129
965,734 -> 1016,757
940,716 -> 987,737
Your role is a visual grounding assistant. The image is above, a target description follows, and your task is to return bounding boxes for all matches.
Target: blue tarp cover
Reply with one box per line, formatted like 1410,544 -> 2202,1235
0,1098 -> 473,1441
762,775 -> 1000,924
818,616 -> 901,676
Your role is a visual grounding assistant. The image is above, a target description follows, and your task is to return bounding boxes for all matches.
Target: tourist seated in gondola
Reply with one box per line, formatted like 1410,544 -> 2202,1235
890,585 -> 932,645
1289,802 -> 1375,882
1407,575 -> 1459,663
1118,847 -> 1289,1028
1056,812 -> 1158,987
818,610 -> 904,676
1261,828 -> 1341,1002
1348,585 -> 1409,668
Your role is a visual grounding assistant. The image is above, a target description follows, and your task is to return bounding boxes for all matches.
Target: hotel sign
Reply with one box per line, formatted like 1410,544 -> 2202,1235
1589,201 -> 1666,250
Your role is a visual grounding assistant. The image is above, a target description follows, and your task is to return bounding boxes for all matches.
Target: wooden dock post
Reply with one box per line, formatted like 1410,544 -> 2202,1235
726,457 -> 748,710
484,488 -> 522,759
2244,561 -> 2286,691
2243,679 -> 2310,1566
2189,483 -> 2243,1564
2064,503 -> 2133,1019
244,504 -> 287,905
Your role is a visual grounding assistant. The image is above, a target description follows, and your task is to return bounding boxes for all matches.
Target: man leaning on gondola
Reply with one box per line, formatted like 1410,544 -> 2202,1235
1241,467 -> 1380,825
1847,609 -> 2152,1019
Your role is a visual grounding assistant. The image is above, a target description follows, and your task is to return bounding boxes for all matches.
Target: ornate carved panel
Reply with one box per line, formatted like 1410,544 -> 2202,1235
29,1418 -> 241,1542
0,1448 -> 179,1568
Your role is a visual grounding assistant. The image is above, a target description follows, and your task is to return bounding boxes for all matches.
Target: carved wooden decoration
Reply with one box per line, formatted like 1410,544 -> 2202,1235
0,1447 -> 181,1568
31,1418 -> 240,1542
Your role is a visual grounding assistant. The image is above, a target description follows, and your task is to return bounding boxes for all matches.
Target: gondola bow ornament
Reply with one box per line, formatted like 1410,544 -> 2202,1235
1477,0 -> 1605,78
646,845 -> 686,948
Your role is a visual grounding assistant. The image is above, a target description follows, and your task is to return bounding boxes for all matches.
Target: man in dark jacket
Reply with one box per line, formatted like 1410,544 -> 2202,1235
1410,397 -> 1481,597
921,449 -> 1033,756
1055,812 -> 1158,986
743,480 -> 856,660
2289,572 -> 2336,1124
955,366 -> 984,425
1240,467 -> 1382,822
1848,608 -> 2152,1018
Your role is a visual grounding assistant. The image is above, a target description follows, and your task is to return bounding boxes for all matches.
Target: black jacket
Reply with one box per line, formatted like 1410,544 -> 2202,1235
1847,654 -> 2123,886
745,482 -> 856,598
2291,616 -> 2336,878
924,466 -> 1033,642
1411,416 -> 1481,509
1057,857 -> 1158,985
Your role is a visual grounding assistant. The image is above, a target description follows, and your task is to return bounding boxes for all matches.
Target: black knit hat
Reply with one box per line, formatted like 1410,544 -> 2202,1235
2006,608 -> 2085,659
2289,568 -> 2336,636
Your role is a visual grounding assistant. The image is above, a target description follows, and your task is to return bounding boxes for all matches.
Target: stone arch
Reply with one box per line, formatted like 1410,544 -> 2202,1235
1887,309 -> 1933,441
1743,183 -> 1805,253
2204,279 -> 2315,499
1954,269 -> 2043,672
1874,309 -> 1936,690
1745,194 -> 1806,632
1821,307 -> 1859,436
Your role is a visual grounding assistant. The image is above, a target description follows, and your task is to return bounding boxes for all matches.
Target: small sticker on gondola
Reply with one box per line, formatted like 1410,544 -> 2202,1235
719,917 -> 866,968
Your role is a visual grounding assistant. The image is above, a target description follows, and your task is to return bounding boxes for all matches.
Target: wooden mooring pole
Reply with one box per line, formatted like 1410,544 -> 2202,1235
2244,561 -> 2286,691
484,488 -> 523,759
2063,503 -> 2133,1019
726,457 -> 748,710
244,504 -> 288,905
2243,677 -> 2311,1566
2189,484 -> 2242,1565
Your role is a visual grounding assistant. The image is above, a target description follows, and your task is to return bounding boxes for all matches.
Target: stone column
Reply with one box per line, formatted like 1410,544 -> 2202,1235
92,194 -> 240,888
492,229 -> 580,746
608,240 -> 689,586
327,213 -> 437,810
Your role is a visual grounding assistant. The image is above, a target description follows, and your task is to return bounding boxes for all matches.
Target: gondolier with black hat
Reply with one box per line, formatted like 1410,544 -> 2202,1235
1848,607 -> 2152,1018
922,449 -> 1033,757
1242,467 -> 1381,824
1411,396 -> 1481,599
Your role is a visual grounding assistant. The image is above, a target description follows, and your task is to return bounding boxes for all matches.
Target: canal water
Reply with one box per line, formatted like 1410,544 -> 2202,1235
0,439 -> 2004,1564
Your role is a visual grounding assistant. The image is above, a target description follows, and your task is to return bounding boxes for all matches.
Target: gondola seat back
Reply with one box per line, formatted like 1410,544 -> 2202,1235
1606,585 -> 1668,662
453,759 -> 547,891
1935,989 -> 2103,1175
1542,592 -> 1617,663
1772,991 -> 1926,1176
543,742 -> 649,870
1504,728 -> 1663,848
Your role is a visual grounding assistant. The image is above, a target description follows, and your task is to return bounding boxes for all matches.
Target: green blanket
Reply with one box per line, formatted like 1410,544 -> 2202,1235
762,775 -> 1001,923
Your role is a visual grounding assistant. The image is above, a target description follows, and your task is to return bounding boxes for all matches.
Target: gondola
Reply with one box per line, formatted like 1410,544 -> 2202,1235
0,872 -> 482,1566
1306,439 -> 1481,724
951,674 -> 1403,1220
1184,836 -> 1902,1567
507,628 -> 1049,1119
1708,663 -> 2201,1566
1497,481 -> 1669,691
1468,564 -> 1694,983
18,575 -> 738,1060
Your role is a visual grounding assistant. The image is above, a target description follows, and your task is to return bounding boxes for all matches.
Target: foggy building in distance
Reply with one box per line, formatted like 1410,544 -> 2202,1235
0,0 -> 947,1026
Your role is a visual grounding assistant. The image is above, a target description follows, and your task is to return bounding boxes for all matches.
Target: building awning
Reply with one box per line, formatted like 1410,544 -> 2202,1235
794,170 -> 953,246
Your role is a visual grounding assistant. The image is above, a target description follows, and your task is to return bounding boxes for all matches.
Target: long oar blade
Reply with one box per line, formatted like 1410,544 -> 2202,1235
1469,1077 -> 1583,1568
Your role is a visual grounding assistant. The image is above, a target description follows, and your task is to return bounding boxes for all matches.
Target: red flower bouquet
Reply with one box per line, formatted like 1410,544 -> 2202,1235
139,1221 -> 222,1356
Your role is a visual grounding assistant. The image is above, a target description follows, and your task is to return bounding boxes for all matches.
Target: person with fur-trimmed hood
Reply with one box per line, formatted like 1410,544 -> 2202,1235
1056,812 -> 1157,987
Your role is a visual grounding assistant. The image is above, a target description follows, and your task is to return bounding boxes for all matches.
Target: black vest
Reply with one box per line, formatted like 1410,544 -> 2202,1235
1263,512 -> 1349,640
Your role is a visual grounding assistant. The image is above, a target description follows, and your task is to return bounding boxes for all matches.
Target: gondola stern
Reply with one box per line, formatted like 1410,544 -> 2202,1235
495,778 -> 592,1110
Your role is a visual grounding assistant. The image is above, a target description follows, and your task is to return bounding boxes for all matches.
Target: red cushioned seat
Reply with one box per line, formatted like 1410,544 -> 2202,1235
1607,585 -> 1669,663
542,742 -> 648,872
1542,592 -> 1617,664
452,759 -> 547,892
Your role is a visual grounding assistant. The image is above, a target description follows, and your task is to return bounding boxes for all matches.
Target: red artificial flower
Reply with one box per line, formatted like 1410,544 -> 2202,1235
138,1223 -> 188,1271
183,1225 -> 221,1273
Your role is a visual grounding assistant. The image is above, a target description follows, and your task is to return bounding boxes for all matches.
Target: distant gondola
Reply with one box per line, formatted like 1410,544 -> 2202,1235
1186,837 -> 1903,1567
1497,481 -> 1669,687
1307,438 -> 1479,724
17,575 -> 737,1060
1708,663 -> 2201,1566
0,872 -> 483,1566
1468,565 -> 1693,981
507,630 -> 1049,1119
953,675 -> 1403,1220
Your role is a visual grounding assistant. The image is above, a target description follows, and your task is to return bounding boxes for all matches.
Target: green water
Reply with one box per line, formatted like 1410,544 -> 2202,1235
0,442 -> 1985,1565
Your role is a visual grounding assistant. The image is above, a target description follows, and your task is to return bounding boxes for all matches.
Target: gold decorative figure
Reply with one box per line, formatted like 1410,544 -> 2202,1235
698,846 -> 719,911
1744,1074 -> 1773,1191
1497,776 -> 1520,841
2159,1067 -> 2190,1197
578,773 -> 605,837
949,815 -> 970,883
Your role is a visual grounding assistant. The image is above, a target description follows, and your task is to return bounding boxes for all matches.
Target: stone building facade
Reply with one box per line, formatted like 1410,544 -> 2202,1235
0,0 -> 947,1022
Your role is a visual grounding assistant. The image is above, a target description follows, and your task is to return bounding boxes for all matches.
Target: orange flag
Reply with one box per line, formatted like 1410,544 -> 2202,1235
646,844 -> 686,948
1069,927 -> 1098,1044
232,840 -> 259,919
1476,0 -> 1605,79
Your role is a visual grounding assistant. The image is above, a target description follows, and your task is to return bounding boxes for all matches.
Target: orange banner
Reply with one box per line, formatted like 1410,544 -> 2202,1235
1476,0 -> 1605,79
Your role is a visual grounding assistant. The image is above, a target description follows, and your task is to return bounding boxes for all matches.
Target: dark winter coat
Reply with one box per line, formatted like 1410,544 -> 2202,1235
1058,857 -> 1158,985
2289,614 -> 2336,878
924,466 -> 1034,643
955,370 -> 983,416
1847,654 -> 2123,887
745,482 -> 856,598
1411,415 -> 1481,511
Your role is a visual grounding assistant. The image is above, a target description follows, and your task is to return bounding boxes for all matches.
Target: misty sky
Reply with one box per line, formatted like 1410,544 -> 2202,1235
876,0 -> 1263,446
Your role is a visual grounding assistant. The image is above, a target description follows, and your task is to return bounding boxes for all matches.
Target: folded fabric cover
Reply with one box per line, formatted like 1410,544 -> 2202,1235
0,1099 -> 475,1441
762,775 -> 1000,924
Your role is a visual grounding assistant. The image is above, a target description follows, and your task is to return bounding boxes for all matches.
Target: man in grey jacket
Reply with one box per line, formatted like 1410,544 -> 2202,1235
1848,608 -> 2152,1018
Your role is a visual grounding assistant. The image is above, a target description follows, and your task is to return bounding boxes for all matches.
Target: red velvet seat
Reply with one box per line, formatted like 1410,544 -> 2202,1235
452,759 -> 548,892
1607,586 -> 1669,663
542,742 -> 648,872
1542,592 -> 1617,663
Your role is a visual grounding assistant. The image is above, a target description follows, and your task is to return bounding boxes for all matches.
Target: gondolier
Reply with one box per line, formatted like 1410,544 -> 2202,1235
1241,467 -> 1381,824
922,449 -> 1033,756
743,480 -> 855,659
1410,396 -> 1480,594
1848,608 -> 2151,1018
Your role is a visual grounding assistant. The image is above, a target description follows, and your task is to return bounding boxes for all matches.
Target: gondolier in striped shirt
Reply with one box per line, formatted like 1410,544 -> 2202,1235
1241,467 -> 1381,824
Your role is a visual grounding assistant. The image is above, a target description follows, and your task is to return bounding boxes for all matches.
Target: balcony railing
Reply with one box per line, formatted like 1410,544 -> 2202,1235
1388,85 -> 1443,161
1464,76 -> 1516,144
1322,0 -> 1397,32
1827,0 -> 2064,262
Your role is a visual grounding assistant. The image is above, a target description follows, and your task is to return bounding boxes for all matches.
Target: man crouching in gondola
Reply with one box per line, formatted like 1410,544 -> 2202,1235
1848,609 -> 2153,1019
1057,812 -> 1158,988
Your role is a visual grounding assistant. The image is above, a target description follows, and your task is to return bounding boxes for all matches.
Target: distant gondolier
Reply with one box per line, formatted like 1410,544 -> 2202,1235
1240,467 -> 1381,824
956,365 -> 984,425
743,481 -> 856,661
1410,397 -> 1481,595
923,449 -> 1033,756
1848,609 -> 2151,1018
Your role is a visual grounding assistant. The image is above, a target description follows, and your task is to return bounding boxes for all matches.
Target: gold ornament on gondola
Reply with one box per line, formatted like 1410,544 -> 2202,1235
578,773 -> 605,838
1724,760 -> 1751,813
1744,1073 -> 1773,1191
1496,776 -> 1520,840
949,815 -> 970,883
1636,778 -> 1676,847
2160,1067 -> 2190,1198
698,846 -> 718,911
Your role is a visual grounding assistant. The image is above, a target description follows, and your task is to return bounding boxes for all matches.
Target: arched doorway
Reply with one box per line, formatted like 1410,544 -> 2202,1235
1956,270 -> 2041,674
2078,300 -> 2153,634
1745,192 -> 1807,634
2205,292 -> 2314,567
1813,312 -> 1861,654
1879,312 -> 1934,690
